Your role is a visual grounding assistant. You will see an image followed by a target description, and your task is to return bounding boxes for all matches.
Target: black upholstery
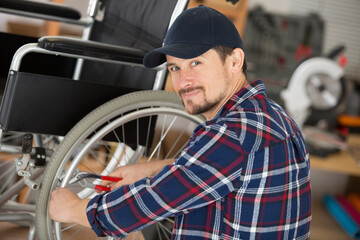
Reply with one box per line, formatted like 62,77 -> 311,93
0,71 -> 137,135
80,0 -> 178,89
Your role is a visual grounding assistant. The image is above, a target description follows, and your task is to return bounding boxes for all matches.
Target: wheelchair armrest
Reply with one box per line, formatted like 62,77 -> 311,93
38,36 -> 147,65
0,0 -> 81,21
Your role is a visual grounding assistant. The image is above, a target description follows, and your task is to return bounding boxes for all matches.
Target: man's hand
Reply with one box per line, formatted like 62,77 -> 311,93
49,188 -> 91,228
102,159 -> 174,191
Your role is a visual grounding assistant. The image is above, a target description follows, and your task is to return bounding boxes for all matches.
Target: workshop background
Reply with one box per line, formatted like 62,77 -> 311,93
0,0 -> 360,239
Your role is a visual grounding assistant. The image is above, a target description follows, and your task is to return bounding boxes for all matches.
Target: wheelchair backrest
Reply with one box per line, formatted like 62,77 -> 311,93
81,0 -> 186,90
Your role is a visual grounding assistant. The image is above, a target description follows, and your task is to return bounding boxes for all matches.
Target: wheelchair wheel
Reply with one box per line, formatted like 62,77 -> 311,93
36,90 -> 204,240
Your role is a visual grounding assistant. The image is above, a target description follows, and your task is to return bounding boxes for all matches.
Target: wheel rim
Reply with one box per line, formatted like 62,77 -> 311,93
47,107 -> 202,239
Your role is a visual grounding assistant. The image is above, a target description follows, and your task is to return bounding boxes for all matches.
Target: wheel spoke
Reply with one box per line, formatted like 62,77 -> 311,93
148,115 -> 178,162
36,91 -> 203,240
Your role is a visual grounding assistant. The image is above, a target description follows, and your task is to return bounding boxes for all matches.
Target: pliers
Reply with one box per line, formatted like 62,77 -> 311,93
69,172 -> 122,192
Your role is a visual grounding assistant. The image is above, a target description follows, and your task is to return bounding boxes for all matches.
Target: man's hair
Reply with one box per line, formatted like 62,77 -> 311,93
212,46 -> 247,78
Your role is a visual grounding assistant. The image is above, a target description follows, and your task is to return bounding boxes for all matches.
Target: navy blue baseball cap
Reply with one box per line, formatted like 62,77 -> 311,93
143,5 -> 243,68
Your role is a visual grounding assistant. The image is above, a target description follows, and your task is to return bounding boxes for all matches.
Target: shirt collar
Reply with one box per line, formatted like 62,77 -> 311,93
214,80 -> 266,119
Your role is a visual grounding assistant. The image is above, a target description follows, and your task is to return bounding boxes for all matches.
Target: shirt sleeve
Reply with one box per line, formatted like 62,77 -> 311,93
86,122 -> 245,238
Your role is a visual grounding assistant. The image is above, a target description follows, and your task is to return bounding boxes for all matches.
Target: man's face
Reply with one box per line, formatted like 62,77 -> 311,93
167,49 -> 233,118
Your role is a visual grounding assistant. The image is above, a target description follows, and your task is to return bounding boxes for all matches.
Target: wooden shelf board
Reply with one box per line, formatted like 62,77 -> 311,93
310,134 -> 360,177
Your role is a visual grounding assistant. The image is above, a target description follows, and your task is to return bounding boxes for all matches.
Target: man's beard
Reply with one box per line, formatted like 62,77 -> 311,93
179,87 -> 222,115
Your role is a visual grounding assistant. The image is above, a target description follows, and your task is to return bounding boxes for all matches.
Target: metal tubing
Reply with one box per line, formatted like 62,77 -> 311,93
0,168 -> 44,207
10,43 -> 41,71
33,134 -> 43,148
0,143 -> 22,154
72,17 -> 95,80
87,0 -> 100,17
1,201 -> 36,212
0,212 -> 35,240
152,68 -> 167,90
151,0 -> 189,90
0,141 -> 53,157
169,0 -> 189,27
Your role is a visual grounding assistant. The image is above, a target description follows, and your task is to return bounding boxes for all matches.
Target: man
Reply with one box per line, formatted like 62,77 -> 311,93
49,5 -> 312,239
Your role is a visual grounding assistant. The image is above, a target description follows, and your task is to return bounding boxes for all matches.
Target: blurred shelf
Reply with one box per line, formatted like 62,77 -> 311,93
310,134 -> 360,177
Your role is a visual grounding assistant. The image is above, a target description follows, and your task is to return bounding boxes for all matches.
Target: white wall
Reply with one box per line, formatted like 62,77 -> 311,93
248,0 -> 291,14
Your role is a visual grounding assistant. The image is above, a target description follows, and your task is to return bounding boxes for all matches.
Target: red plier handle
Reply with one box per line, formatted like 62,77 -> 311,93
94,176 -> 123,192
100,175 -> 122,182
94,185 -> 113,192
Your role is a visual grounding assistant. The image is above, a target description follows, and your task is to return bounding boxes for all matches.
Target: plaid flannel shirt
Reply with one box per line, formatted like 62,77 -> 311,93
86,80 -> 312,239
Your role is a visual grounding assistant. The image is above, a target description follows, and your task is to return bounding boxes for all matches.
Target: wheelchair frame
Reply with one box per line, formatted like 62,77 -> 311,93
0,0 -> 191,239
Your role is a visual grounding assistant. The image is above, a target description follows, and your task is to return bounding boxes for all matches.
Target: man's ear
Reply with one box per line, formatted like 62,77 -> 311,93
230,48 -> 245,73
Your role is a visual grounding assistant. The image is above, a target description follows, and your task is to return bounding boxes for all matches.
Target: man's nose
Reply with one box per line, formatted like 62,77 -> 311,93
178,69 -> 193,88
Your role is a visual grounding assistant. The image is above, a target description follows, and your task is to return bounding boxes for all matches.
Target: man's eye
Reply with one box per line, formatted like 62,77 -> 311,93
169,66 -> 180,72
191,61 -> 200,67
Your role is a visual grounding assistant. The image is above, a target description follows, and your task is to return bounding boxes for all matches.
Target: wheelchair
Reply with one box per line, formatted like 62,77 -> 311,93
0,0 -> 205,239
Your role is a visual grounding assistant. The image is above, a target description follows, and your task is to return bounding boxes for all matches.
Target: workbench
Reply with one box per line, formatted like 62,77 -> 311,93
310,134 -> 360,240
311,134 -> 360,177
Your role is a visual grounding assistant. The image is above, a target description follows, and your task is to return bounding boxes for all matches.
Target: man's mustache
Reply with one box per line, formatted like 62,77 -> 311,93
178,86 -> 204,96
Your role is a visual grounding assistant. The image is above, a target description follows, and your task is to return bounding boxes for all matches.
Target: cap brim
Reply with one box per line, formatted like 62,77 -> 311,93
143,43 -> 213,68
